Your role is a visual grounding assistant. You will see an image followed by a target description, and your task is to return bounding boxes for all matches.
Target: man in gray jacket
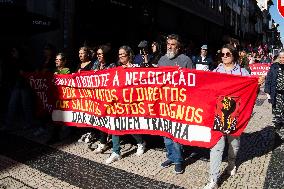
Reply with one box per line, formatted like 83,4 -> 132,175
158,34 -> 193,174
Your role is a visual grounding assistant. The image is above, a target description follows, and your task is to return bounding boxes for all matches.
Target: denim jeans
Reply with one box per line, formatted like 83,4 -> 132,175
112,134 -> 143,155
163,137 -> 183,164
209,135 -> 240,182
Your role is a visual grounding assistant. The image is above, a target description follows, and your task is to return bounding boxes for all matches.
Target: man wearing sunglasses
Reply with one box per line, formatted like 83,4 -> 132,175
194,45 -> 213,71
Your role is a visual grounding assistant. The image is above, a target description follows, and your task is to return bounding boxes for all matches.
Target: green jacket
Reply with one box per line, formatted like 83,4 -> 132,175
54,68 -> 70,74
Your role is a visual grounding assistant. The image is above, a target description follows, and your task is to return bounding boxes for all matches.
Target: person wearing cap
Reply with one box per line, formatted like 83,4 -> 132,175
194,45 -> 213,71
134,40 -> 153,66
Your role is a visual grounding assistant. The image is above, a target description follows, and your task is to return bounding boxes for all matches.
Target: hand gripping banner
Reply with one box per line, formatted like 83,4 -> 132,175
24,67 -> 258,148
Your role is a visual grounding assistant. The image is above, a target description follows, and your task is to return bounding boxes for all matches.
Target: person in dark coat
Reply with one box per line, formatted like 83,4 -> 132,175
194,45 -> 213,71
148,41 -> 163,67
134,40 -> 153,67
264,50 -> 284,144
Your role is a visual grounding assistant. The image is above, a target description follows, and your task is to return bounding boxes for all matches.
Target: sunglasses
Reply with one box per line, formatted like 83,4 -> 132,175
221,52 -> 232,57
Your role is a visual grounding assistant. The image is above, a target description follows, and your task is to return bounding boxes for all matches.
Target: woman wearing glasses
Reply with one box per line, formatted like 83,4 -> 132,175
91,44 -> 116,153
46,53 -> 71,144
203,44 -> 250,189
105,45 -> 146,164
92,44 -> 116,71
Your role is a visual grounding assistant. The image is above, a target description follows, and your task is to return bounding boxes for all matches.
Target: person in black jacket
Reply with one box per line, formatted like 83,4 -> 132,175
264,50 -> 284,143
194,45 -> 213,71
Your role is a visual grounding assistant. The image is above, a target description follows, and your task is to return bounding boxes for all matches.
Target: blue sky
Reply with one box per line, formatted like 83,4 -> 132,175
270,0 -> 284,44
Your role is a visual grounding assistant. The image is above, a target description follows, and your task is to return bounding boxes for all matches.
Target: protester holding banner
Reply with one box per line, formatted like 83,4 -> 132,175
46,53 -> 71,144
26,42 -> 259,174
76,46 -> 95,143
105,45 -> 146,164
203,44 -> 251,189
158,34 -> 193,174
264,50 -> 284,144
91,44 -> 116,153
54,53 -> 70,74
76,46 -> 94,72
32,44 -> 57,136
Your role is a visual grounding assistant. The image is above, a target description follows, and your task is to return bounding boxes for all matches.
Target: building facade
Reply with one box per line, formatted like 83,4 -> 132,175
1,0 -> 281,64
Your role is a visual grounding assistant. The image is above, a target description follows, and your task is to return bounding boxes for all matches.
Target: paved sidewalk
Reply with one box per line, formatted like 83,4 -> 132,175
0,88 -> 283,189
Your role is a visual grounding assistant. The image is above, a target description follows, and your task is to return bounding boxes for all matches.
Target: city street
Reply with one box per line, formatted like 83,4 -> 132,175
0,87 -> 283,189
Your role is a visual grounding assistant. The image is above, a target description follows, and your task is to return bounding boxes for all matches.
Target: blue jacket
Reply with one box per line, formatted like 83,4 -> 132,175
264,63 -> 280,106
134,54 -> 153,65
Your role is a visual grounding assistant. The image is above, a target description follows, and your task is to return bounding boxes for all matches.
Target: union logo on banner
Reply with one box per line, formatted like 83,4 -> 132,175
213,96 -> 240,134
278,0 -> 284,17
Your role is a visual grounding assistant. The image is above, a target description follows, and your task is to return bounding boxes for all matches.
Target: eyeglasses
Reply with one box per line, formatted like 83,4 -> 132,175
221,52 -> 232,57
97,53 -> 103,55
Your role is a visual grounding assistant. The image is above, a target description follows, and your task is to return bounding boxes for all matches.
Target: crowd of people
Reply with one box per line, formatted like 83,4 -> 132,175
0,33 -> 283,189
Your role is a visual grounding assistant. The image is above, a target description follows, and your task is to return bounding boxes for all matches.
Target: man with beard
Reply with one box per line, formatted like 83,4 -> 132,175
158,34 -> 193,174
158,34 -> 193,68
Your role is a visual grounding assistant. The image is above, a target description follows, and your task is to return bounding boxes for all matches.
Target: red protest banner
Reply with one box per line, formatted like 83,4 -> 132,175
278,0 -> 284,18
25,67 -> 258,148
23,72 -> 55,116
249,63 -> 271,76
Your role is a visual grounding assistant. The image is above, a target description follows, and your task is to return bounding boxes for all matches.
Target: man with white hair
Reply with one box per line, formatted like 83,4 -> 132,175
158,34 -> 193,68
158,34 -> 193,174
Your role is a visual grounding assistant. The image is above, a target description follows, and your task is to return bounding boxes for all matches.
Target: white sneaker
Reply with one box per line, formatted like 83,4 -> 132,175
203,179 -> 218,189
226,165 -> 237,176
136,142 -> 146,156
105,152 -> 121,164
94,143 -> 107,154
78,132 -> 91,143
